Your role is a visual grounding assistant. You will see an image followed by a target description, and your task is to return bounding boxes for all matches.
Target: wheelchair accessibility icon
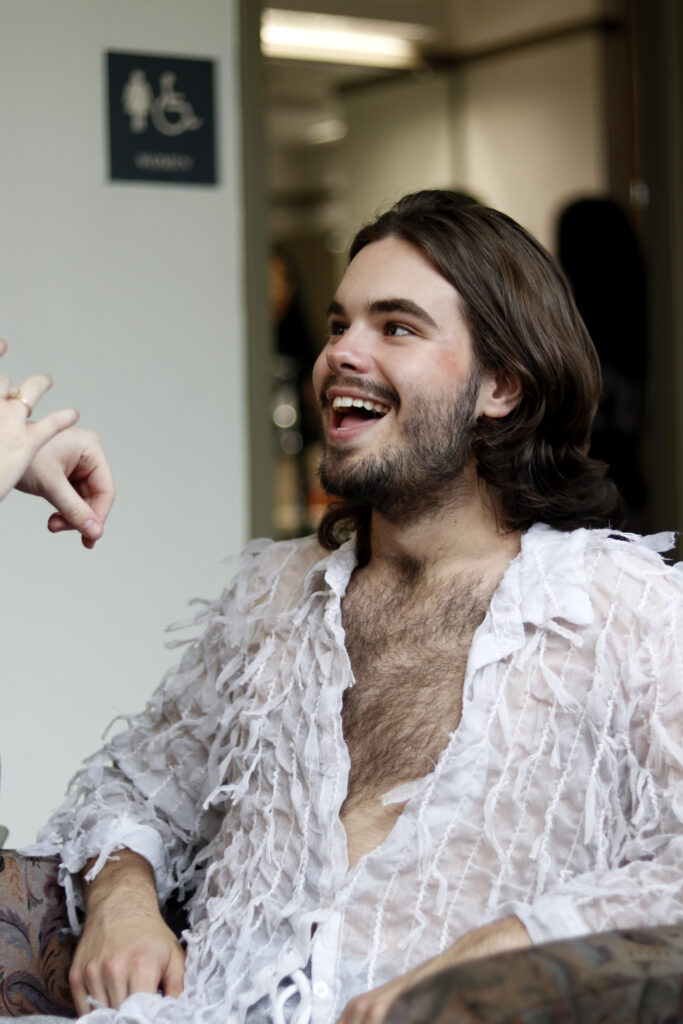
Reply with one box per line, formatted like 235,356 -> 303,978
122,70 -> 203,137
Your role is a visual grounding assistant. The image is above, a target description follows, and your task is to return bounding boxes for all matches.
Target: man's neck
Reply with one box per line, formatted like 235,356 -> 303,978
364,476 -> 521,584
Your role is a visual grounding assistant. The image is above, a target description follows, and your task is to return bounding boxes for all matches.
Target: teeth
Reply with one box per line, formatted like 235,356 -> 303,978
332,396 -> 389,415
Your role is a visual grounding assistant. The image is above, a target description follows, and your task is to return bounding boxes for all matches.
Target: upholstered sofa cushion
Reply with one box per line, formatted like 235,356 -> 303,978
0,850 -> 76,1017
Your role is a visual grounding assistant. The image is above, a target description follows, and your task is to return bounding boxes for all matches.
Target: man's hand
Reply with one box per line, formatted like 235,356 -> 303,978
16,427 -> 115,547
336,917 -> 530,1024
69,850 -> 185,1015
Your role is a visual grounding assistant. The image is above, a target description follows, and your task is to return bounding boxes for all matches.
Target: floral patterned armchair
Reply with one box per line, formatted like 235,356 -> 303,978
0,850 -> 76,1016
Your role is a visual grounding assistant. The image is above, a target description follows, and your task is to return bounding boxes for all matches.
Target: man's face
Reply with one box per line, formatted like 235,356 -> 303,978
313,235 -> 485,521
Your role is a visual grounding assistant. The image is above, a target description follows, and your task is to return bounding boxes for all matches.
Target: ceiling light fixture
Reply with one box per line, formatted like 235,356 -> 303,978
303,118 -> 348,146
261,9 -> 433,70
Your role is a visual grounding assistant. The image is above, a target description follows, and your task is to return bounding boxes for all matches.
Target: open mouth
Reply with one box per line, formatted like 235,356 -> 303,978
331,395 -> 391,430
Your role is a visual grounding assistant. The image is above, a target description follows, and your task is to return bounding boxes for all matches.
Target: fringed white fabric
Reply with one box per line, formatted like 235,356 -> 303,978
27,525 -> 683,1024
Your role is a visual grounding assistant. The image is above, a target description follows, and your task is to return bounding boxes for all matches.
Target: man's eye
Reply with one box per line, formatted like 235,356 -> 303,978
328,321 -> 346,336
386,323 -> 411,337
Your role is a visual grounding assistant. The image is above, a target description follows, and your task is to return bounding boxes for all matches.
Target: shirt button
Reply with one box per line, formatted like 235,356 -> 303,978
313,982 -> 329,998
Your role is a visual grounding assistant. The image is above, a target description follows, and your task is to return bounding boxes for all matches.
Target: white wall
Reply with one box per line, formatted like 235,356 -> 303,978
0,0 -> 247,846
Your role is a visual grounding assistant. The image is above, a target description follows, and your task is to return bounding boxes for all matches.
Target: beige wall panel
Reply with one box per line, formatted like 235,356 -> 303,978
447,0 -> 610,52
342,74 -> 459,243
460,33 -> 609,248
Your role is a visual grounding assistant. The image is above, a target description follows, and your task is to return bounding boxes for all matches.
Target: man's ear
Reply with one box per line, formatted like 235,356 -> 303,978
477,370 -> 522,419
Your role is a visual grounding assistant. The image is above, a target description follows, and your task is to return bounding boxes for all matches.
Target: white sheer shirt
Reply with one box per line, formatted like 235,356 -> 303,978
35,524 -> 683,1024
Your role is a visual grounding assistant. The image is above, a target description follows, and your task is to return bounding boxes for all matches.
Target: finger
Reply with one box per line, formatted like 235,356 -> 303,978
42,475 -> 103,539
1,407 -> 80,491
128,955 -> 167,998
46,512 -> 70,532
26,407 -> 81,450
69,979 -> 92,1017
80,467 -> 116,530
161,946 -> 186,998
8,372 -> 55,416
70,442 -> 116,525
339,993 -> 392,1024
0,339 -> 7,357
101,960 -> 131,1010
47,456 -> 113,547
79,960 -> 110,1011
50,438 -> 115,545
68,966 -> 90,1016
47,511 -> 103,548
10,409 -> 81,480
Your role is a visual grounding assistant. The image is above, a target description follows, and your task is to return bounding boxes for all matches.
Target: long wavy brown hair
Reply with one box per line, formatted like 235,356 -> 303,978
318,190 -> 624,555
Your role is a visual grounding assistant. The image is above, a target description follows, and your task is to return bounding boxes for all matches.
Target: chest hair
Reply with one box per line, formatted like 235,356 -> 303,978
341,566 -> 494,805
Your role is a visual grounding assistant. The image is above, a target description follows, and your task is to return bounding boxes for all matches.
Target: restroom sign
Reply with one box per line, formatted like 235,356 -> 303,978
107,51 -> 217,185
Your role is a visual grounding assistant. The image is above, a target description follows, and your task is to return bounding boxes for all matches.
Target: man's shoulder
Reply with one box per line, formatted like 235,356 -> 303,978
226,533 -> 334,611
529,523 -> 678,578
524,523 -> 682,624
237,532 -> 326,570
579,527 -> 683,622
582,527 -> 679,577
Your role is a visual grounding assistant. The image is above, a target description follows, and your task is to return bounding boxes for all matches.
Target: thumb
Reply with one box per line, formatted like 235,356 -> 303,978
44,478 -> 102,541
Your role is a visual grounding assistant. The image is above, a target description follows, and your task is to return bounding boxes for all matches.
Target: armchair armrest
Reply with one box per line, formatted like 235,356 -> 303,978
387,925 -> 683,1023
0,850 -> 76,1017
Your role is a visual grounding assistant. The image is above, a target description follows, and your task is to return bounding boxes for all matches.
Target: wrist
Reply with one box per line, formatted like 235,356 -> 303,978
82,849 -> 158,916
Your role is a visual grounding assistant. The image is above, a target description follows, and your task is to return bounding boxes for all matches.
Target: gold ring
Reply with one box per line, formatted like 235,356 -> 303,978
7,389 -> 32,417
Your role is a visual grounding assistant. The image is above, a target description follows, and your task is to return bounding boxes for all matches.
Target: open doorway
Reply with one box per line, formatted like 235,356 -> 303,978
241,0 -> 679,545
264,20 -> 427,538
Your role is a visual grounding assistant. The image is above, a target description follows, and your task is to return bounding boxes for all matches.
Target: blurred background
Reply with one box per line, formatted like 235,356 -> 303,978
256,0 -> 681,544
0,0 -> 681,844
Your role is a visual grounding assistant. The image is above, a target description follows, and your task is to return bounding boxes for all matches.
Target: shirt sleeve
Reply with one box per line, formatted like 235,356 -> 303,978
26,537 -> 321,934
512,560 -> 683,944
27,570 -> 248,928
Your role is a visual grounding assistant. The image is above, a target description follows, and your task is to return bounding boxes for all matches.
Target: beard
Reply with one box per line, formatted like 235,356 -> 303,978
318,370 -> 481,523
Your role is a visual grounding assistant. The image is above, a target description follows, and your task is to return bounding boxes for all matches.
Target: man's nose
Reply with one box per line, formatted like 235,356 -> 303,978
325,328 -> 374,375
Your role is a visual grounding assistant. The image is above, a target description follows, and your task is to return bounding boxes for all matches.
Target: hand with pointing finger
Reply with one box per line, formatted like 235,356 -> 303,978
0,340 -> 115,547
16,426 -> 115,548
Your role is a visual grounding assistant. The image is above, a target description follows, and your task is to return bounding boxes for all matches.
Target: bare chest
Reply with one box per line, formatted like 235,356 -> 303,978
339,571 -> 492,864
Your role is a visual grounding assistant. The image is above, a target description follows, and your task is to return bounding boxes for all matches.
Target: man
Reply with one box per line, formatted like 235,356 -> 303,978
37,191 -> 683,1024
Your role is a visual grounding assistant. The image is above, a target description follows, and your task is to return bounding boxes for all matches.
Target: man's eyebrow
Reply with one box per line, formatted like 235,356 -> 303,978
325,297 -> 438,328
369,299 -> 437,327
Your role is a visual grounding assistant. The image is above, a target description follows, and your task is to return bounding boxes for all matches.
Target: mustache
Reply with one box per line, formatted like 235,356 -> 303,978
319,374 -> 400,409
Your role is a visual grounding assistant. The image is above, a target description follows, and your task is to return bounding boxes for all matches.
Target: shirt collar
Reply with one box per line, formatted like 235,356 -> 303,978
468,523 -> 594,673
303,536 -> 357,600
513,522 -> 594,628
303,523 -> 594,655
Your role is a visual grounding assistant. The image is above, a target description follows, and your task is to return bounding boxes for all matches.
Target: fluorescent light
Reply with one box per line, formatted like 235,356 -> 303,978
302,118 -> 348,145
261,9 -> 432,69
